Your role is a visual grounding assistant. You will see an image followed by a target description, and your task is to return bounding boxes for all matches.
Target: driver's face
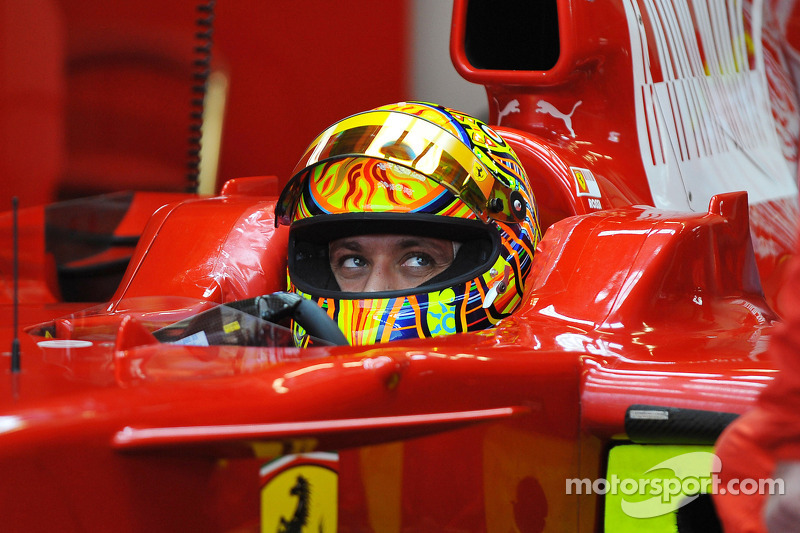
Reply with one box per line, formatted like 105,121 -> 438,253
329,234 -> 455,292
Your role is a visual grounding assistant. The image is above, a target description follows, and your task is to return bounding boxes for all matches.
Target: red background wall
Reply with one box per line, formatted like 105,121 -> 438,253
1,0 -> 410,207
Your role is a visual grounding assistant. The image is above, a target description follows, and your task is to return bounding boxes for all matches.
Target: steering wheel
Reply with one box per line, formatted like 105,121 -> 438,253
153,292 -> 349,347
226,292 -> 349,346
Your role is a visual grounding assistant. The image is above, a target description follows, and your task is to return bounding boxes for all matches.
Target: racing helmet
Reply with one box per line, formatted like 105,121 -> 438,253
275,101 -> 541,346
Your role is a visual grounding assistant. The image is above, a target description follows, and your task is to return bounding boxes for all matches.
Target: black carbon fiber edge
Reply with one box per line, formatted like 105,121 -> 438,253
624,404 -> 739,445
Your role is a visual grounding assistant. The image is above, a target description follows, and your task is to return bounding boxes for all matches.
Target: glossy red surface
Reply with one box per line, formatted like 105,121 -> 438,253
0,190 -> 778,531
0,1 -> 797,531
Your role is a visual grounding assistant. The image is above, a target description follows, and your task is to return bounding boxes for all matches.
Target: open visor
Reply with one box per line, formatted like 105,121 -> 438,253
275,110 -> 526,226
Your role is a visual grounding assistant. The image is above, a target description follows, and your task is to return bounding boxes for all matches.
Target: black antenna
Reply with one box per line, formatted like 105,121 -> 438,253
11,197 -> 20,373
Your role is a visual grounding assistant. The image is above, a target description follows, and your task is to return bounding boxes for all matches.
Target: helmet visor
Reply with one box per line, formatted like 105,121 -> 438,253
276,110 -> 520,225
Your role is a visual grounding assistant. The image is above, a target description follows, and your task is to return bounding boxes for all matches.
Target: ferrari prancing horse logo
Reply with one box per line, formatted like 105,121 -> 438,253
570,167 -> 603,209
261,453 -> 338,532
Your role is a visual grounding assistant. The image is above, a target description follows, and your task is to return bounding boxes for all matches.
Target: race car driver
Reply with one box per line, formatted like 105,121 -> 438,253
275,101 -> 542,346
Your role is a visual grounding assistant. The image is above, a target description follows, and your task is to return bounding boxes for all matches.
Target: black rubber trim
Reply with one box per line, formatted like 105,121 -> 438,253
624,404 -> 739,445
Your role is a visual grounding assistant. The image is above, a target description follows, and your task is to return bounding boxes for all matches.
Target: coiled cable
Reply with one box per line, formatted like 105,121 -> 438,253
187,1 -> 216,193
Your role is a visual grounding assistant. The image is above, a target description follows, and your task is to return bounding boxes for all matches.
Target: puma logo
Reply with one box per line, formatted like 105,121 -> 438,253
497,99 -> 520,124
535,100 -> 582,137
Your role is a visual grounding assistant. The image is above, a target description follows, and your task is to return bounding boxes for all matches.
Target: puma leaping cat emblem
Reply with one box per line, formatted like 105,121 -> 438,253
497,99 -> 520,124
535,100 -> 582,137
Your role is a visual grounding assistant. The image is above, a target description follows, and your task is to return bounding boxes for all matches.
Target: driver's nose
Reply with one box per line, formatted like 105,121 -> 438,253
362,259 -> 399,292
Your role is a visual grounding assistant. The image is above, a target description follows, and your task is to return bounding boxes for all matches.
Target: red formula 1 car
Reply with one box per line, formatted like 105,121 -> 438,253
0,0 -> 798,531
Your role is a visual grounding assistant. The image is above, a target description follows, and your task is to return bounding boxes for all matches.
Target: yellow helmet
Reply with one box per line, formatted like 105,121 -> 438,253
276,102 -> 541,345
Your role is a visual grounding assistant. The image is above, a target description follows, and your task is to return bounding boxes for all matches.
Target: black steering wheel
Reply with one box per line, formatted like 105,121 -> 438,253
154,292 -> 349,347
226,292 -> 349,346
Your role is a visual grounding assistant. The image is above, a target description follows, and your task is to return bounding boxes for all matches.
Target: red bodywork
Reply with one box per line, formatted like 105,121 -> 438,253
0,1 -> 797,531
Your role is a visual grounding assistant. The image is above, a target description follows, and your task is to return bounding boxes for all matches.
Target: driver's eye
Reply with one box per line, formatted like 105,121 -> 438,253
403,254 -> 432,268
341,256 -> 367,268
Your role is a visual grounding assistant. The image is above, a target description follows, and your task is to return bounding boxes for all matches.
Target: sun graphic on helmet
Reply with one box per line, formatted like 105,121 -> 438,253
276,101 -> 541,346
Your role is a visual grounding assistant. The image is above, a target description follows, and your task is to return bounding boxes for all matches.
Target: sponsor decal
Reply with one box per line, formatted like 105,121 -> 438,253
261,452 -> 338,532
571,167 -> 602,198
